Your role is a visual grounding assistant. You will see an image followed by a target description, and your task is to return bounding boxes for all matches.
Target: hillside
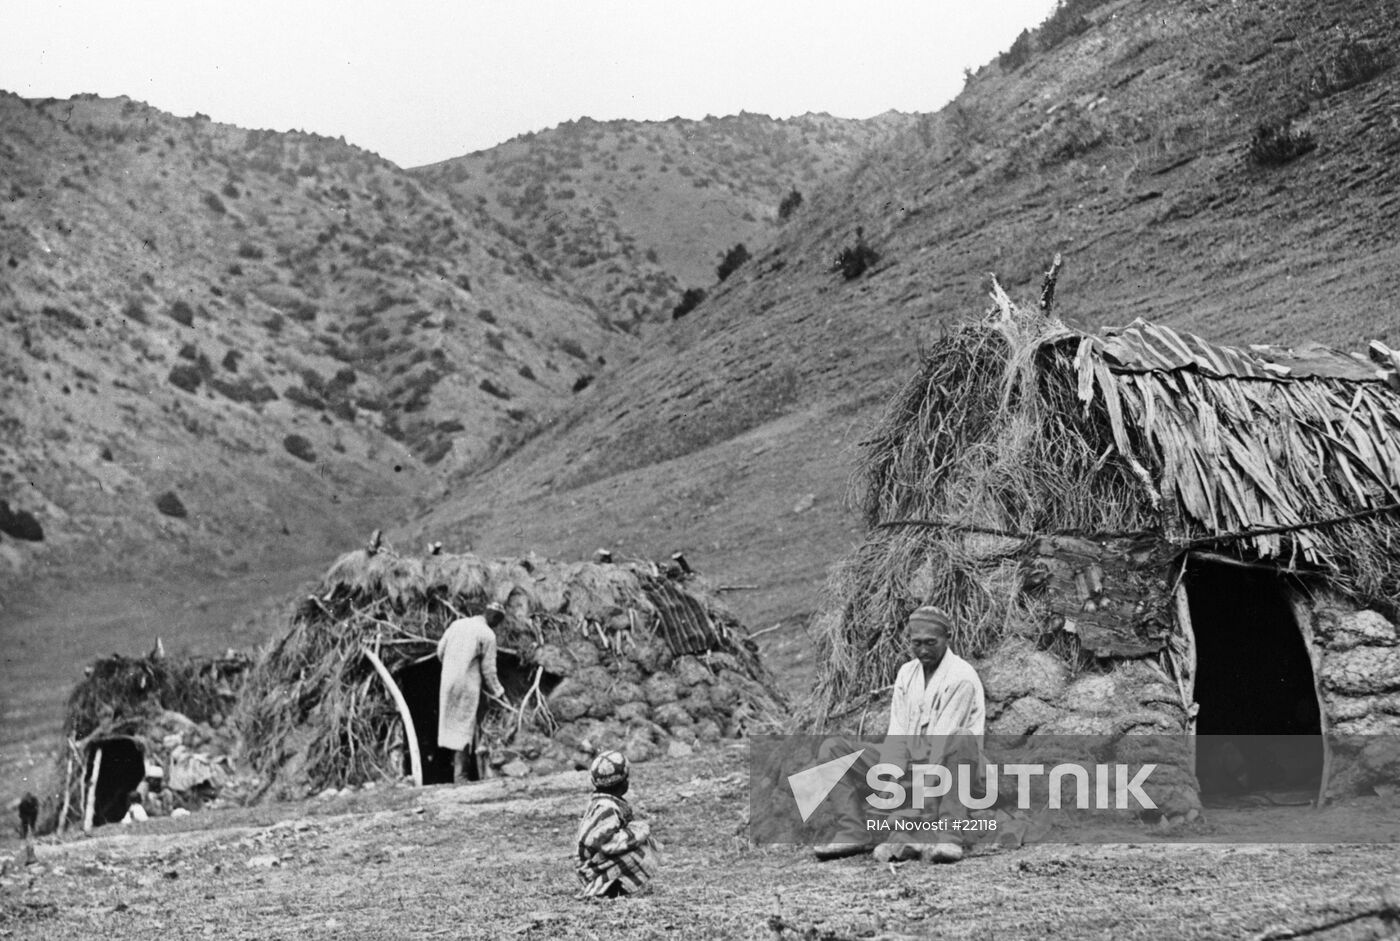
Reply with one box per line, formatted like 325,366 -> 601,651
411,0 -> 1400,688
0,92 -> 624,595
416,112 -> 917,330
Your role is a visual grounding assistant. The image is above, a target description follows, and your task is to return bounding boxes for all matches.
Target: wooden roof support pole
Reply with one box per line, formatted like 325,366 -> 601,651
58,742 -> 76,835
1287,592 -> 1332,809
363,645 -> 423,787
83,745 -> 103,834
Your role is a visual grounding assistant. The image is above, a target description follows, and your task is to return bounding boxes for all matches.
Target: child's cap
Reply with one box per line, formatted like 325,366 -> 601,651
589,750 -> 629,788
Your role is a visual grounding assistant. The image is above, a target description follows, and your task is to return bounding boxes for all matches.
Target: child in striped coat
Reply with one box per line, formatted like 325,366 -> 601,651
576,751 -> 656,898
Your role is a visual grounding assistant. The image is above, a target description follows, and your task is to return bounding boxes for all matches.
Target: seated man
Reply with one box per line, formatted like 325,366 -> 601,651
815,604 -> 986,863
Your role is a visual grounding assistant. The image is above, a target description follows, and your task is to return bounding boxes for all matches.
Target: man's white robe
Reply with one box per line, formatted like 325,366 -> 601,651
887,651 -> 985,767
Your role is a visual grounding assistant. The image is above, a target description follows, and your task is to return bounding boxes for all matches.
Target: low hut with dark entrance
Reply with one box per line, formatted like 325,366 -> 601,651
810,287 -> 1400,816
238,544 -> 784,799
44,650 -> 252,832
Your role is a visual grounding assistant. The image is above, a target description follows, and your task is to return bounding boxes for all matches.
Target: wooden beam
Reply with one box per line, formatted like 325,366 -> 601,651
363,646 -> 423,787
1287,591 -> 1331,809
83,746 -> 103,833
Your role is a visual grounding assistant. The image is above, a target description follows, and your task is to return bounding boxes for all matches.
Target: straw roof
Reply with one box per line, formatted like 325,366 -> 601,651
812,288 -> 1400,721
239,545 -> 780,793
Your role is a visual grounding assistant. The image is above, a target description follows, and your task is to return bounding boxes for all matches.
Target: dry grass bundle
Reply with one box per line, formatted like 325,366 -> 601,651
64,652 -> 251,743
811,290 -> 1400,725
238,546 -> 780,794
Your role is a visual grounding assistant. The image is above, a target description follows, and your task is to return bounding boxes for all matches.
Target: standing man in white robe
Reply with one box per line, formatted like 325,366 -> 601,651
437,601 -> 509,782
814,604 -> 986,863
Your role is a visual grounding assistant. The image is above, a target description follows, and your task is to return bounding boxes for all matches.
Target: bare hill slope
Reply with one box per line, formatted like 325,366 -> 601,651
0,93 -> 622,590
415,112 -> 918,330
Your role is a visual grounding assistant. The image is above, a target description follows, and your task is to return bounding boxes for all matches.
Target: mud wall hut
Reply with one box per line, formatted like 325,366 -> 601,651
46,651 -> 252,832
238,546 -> 784,799
810,289 -> 1400,813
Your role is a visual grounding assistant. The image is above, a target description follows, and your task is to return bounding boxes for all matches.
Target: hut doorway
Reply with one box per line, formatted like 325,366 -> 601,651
1184,556 -> 1324,801
84,737 -> 145,826
393,650 -> 554,785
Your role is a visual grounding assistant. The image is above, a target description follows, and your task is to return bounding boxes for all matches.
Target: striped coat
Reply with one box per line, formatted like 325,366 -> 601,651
575,793 -> 654,897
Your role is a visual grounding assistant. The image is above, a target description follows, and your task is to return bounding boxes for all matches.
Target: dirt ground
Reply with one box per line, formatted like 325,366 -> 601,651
4,744 -> 1399,941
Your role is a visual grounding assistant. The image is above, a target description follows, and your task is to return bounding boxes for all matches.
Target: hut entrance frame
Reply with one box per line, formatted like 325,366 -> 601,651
1177,553 -> 1330,803
392,649 -> 561,784
83,736 -> 145,828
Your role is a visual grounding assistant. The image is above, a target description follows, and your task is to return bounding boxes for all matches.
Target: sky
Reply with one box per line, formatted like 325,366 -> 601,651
2,1 -> 1061,168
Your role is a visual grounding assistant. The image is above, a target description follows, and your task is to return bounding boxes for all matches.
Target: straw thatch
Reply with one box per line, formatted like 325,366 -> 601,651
239,546 -> 784,797
46,651 -> 252,831
811,285 -> 1400,734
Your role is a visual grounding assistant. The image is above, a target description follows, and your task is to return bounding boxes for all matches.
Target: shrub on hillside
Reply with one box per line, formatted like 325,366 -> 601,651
42,305 -> 86,330
167,299 -> 195,326
236,241 -> 265,261
671,288 -> 706,320
167,363 -> 203,393
832,227 -> 880,280
154,491 -> 187,519
221,181 -> 240,199
123,299 -> 149,324
284,385 -> 326,410
479,378 -> 512,400
716,243 -> 750,282
203,192 -> 227,214
1248,120 -> 1316,166
0,501 -> 44,541
572,374 -> 594,393
777,188 -> 804,221
282,434 -> 317,463
1309,39 -> 1391,98
999,29 -> 1033,71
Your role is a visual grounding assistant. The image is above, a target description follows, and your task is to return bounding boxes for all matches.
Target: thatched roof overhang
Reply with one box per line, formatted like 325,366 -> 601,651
1054,318 -> 1400,603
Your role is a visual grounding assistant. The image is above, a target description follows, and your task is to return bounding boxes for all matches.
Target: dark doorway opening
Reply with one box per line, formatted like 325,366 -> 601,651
1186,556 -> 1323,800
85,737 -> 145,826
393,651 -> 559,785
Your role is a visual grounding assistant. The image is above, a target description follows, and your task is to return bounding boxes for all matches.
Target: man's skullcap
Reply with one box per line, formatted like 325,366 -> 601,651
906,604 -> 953,631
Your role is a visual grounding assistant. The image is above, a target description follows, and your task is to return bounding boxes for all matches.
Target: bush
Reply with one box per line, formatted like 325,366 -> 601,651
236,241 -> 265,261
282,434 -> 317,463
167,363 -> 203,392
832,227 -> 880,280
284,385 -> 325,410
222,350 -> 241,372
777,188 -> 803,221
671,288 -> 706,320
203,192 -> 227,214
167,299 -> 195,326
154,491 -> 187,519
572,374 -> 594,393
122,299 -> 148,324
479,377 -> 512,400
517,364 -> 536,381
1248,120 -> 1316,166
999,29 -> 1032,71
221,181 -> 240,199
716,243 -> 750,282
0,501 -> 44,541
1310,39 -> 1391,98
42,305 -> 86,330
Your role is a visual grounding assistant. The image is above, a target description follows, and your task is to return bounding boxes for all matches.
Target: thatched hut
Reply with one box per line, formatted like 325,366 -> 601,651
238,546 -> 784,798
811,287 -> 1400,812
47,650 -> 252,832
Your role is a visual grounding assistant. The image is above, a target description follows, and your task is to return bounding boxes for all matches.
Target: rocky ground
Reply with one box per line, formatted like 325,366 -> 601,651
3,745 -> 1400,940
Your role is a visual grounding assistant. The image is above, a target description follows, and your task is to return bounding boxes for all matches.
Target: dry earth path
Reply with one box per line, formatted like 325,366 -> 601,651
3,746 -> 1399,940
